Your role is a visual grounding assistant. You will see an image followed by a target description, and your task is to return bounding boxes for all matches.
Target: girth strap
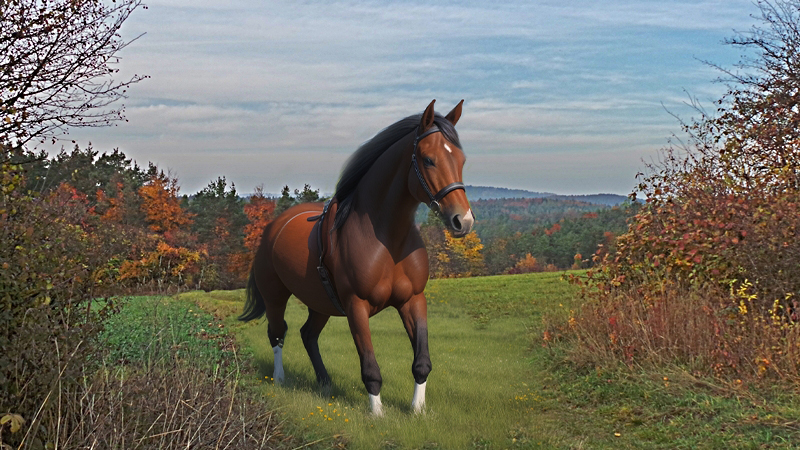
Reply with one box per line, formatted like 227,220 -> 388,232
307,200 -> 347,316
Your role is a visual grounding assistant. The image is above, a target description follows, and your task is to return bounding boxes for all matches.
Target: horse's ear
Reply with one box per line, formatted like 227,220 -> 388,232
445,99 -> 464,126
419,99 -> 436,133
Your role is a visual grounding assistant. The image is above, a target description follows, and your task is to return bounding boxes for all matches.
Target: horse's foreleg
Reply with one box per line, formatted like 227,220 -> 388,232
398,294 -> 431,414
347,299 -> 384,416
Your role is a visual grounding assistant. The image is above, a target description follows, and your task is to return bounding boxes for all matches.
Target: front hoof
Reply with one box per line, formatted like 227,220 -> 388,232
411,381 -> 426,414
369,393 -> 384,417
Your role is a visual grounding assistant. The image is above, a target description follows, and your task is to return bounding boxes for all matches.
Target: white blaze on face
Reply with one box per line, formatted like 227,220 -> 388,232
444,143 -> 452,153
465,208 -> 474,222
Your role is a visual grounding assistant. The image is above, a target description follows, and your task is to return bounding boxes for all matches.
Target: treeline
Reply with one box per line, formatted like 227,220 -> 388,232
444,197 -> 634,276
13,144 -> 635,286
470,197 -> 624,242
480,205 -> 635,274
413,196 -> 637,276
11,145 -> 325,291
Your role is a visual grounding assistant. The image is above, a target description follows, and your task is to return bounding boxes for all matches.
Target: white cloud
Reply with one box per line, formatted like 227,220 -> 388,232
51,0 -> 760,195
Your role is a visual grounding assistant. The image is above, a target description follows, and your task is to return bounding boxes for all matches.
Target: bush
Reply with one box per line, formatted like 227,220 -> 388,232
1,157 -> 119,445
565,0 -> 800,385
565,284 -> 800,381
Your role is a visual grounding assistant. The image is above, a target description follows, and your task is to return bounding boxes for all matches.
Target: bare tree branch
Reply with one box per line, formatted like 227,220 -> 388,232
0,0 -> 148,147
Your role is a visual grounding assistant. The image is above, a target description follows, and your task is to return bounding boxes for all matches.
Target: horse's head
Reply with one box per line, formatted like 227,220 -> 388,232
409,99 -> 475,238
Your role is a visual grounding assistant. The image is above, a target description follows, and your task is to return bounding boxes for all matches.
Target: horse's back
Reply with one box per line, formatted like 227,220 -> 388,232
253,202 -> 342,315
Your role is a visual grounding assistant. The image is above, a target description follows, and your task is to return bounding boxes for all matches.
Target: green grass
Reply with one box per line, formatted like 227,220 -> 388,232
177,272 -> 800,449
101,295 -> 233,370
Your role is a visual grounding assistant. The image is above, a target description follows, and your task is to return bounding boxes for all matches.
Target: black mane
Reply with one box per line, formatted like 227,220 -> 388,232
331,112 -> 460,231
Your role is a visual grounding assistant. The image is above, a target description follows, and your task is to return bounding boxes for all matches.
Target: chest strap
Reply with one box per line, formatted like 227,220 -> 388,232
307,200 -> 347,316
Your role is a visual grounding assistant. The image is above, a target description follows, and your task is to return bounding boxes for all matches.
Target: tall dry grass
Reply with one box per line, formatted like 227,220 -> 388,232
2,351 -> 299,449
556,283 -> 800,384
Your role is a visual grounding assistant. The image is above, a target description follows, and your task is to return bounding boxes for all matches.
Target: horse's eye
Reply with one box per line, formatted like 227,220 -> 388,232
423,157 -> 435,167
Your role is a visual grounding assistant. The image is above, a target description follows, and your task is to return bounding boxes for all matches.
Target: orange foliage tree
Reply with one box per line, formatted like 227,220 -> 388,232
138,171 -> 194,233
106,169 -> 203,289
420,210 -> 486,278
512,253 -> 540,273
119,240 -> 202,286
243,185 -> 276,253
95,183 -> 126,223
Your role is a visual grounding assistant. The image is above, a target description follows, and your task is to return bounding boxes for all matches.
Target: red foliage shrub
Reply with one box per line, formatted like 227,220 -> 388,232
566,0 -> 800,384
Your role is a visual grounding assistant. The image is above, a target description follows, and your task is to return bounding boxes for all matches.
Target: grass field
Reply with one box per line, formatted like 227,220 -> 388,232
169,272 -> 800,449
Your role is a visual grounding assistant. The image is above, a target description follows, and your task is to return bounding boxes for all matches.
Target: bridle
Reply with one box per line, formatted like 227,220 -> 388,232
411,125 -> 466,214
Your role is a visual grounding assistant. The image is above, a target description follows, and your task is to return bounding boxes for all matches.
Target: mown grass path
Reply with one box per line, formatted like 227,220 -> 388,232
184,273 -> 575,449
182,272 -> 800,449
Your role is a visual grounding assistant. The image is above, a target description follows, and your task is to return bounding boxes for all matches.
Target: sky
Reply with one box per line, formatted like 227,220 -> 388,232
53,0 -> 760,195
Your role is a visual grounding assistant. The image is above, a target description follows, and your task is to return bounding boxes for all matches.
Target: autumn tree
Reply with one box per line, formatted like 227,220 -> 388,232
243,185 -> 276,253
419,210 -> 486,277
139,169 -> 193,233
443,229 -> 486,277
0,1 -> 148,442
602,0 -> 800,303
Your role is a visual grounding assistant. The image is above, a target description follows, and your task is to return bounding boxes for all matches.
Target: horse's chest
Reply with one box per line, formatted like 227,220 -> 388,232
341,234 -> 426,306
356,272 -> 410,305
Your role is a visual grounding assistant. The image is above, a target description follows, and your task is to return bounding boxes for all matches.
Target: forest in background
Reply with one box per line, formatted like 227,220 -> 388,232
10,144 -> 633,290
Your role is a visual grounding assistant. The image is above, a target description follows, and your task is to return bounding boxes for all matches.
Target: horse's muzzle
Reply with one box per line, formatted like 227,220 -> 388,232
447,208 -> 474,238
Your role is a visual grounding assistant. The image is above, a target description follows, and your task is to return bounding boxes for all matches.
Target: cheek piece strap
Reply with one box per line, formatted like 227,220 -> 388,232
411,126 -> 466,215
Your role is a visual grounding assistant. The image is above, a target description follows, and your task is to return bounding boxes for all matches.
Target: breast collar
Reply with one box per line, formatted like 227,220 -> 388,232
410,125 -> 466,215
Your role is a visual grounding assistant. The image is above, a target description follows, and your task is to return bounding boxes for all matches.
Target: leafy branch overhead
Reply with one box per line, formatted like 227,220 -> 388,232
0,0 -> 148,146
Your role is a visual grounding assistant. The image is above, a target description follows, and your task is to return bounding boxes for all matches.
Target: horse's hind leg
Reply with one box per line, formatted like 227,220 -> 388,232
300,309 -> 332,387
257,275 -> 292,384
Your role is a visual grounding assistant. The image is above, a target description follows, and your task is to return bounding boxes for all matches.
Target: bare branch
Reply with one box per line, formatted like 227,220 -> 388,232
0,0 -> 148,147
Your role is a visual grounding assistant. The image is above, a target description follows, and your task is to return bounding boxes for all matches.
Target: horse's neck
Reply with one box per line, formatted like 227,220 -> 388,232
353,133 -> 420,243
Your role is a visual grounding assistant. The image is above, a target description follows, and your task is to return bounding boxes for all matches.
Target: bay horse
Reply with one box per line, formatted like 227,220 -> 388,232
239,100 -> 474,416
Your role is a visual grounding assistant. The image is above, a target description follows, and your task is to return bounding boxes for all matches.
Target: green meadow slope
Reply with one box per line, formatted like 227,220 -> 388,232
177,272 -> 800,449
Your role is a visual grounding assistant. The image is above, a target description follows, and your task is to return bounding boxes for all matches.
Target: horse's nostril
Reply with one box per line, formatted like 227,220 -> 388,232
452,214 -> 462,231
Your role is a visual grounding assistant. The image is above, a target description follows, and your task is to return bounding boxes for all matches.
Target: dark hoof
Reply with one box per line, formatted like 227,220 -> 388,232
318,376 -> 332,395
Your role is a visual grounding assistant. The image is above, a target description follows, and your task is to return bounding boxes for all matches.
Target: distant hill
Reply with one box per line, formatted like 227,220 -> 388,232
465,186 -> 554,200
550,193 -> 630,206
465,186 -> 628,206
244,185 -> 630,207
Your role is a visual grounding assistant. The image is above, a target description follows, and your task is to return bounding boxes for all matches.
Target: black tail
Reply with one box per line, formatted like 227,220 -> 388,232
238,269 -> 266,322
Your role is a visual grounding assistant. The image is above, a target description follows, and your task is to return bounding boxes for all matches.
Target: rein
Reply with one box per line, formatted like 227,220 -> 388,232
411,125 -> 466,215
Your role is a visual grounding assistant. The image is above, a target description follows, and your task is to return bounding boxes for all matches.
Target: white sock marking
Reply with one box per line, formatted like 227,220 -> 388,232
272,346 -> 284,385
412,381 -> 427,413
369,393 -> 384,417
